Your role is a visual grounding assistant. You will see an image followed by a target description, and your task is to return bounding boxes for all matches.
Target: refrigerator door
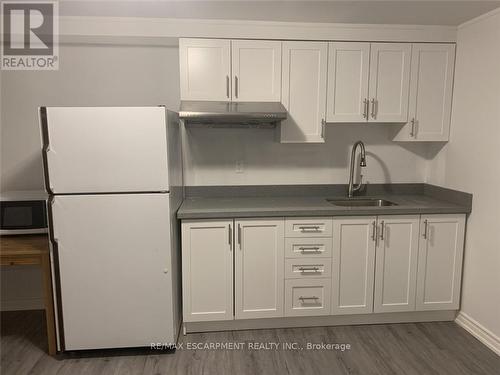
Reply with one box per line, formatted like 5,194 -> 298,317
41,107 -> 169,194
51,193 -> 175,350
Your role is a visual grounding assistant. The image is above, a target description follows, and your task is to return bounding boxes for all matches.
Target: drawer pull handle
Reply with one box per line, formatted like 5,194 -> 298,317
299,296 -> 319,301
298,266 -> 322,273
298,246 -> 320,252
298,226 -> 321,232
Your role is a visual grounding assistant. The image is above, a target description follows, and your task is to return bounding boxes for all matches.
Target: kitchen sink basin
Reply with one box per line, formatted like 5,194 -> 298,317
326,198 -> 398,207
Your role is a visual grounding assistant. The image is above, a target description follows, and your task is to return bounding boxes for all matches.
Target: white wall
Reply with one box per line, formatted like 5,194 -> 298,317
183,125 -> 430,186
428,10 -> 500,346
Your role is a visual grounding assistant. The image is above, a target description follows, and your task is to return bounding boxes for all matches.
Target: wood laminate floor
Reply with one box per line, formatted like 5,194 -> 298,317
1,310 -> 498,375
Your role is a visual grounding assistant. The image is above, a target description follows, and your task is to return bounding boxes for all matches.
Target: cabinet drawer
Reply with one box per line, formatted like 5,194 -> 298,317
285,279 -> 332,317
285,217 -> 333,237
285,237 -> 333,258
285,258 -> 332,279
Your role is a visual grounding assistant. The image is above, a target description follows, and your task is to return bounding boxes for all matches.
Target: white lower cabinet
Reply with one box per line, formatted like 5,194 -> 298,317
181,220 -> 233,322
285,217 -> 333,237
285,279 -> 331,317
373,215 -> 420,313
332,217 -> 377,315
284,258 -> 332,279
235,218 -> 285,319
181,213 -> 466,326
285,237 -> 333,258
416,214 -> 466,310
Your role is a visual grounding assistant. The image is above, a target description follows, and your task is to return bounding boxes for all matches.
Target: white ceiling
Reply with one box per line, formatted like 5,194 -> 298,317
59,0 -> 500,26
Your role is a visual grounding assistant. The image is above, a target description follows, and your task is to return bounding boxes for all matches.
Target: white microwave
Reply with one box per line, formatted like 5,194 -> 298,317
0,190 -> 48,235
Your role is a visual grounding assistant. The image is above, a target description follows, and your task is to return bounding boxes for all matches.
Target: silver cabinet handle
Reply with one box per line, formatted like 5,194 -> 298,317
228,224 -> 232,247
237,223 -> 242,248
372,221 -> 377,242
370,98 -> 377,119
226,75 -> 230,98
321,119 -> 326,139
422,219 -> 428,239
299,246 -> 321,252
298,266 -> 322,273
410,118 -> 416,137
299,226 -> 320,232
363,98 -> 369,119
234,76 -> 238,98
299,296 -> 319,301
380,221 -> 385,240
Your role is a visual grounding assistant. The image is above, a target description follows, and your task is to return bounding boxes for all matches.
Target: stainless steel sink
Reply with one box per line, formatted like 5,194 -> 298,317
326,198 -> 398,207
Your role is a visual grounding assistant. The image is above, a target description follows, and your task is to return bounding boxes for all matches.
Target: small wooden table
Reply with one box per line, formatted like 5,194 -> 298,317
1,234 -> 56,355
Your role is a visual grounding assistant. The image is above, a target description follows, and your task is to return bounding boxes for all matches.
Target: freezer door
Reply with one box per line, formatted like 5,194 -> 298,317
41,107 -> 170,194
51,193 -> 175,350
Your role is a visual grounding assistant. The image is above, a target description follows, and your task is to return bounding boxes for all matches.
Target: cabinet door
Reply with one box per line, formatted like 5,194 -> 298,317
182,220 -> 233,322
281,42 -> 328,143
416,214 -> 465,311
393,44 -> 455,141
179,38 -> 231,101
368,43 -> 411,123
327,42 -> 370,123
235,218 -> 284,319
232,40 -> 281,102
374,215 -> 420,313
332,217 -> 377,315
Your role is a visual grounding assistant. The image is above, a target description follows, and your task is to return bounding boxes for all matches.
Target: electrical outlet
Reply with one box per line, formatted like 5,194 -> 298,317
235,160 -> 244,173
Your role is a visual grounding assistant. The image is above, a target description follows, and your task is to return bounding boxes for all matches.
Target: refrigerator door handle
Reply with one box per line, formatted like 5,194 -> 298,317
40,106 -> 54,195
47,196 -> 58,243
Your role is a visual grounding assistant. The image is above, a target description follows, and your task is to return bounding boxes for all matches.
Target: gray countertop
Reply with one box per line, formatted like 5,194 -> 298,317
177,193 -> 471,219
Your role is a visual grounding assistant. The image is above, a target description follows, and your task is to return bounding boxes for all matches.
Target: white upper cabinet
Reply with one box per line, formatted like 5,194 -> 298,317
327,42 -> 370,123
235,218 -> 285,319
416,214 -> 465,311
281,41 -> 328,143
393,44 -> 456,141
368,43 -> 411,123
231,40 -> 282,102
179,38 -> 281,102
178,38 -> 456,143
373,215 -> 420,313
327,42 -> 410,124
331,217 -> 377,315
179,38 -> 231,101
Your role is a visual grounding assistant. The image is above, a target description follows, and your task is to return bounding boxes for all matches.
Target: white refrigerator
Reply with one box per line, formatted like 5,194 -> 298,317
40,106 -> 183,351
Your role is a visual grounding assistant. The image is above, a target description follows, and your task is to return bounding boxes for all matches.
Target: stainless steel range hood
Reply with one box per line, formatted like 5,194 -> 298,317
179,101 -> 287,127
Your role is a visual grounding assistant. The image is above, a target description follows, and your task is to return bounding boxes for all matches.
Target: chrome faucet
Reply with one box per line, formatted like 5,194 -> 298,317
348,141 -> 367,198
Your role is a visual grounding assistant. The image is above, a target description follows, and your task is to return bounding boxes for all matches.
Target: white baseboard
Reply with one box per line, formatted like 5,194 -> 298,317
455,312 -> 500,356
1,298 -> 44,311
